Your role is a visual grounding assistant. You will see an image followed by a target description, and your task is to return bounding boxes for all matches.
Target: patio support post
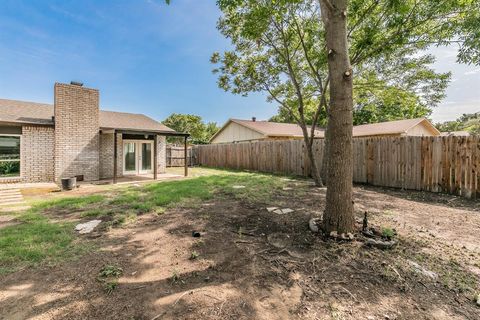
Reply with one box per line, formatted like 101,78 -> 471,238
113,130 -> 117,184
154,134 -> 158,180
184,136 -> 188,177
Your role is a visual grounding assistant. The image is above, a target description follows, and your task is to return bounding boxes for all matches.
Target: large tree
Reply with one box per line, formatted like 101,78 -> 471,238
213,0 -> 329,186
214,0 -> 479,233
319,0 -> 354,233
162,113 -> 219,144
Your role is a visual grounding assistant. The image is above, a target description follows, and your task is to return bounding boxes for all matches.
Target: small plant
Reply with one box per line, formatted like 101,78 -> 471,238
155,207 -> 166,215
238,226 -> 244,237
99,264 -> 123,278
190,251 -> 200,260
171,269 -> 180,283
192,239 -> 204,248
382,227 -> 395,240
104,280 -> 118,294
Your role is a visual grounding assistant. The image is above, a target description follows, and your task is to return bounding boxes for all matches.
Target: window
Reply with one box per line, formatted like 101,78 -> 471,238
0,135 -> 20,177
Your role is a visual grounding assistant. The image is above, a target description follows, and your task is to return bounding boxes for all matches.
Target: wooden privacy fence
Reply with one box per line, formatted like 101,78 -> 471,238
192,136 -> 480,199
166,146 -> 193,167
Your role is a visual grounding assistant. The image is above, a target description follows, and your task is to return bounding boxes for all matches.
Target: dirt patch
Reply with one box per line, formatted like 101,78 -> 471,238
0,215 -> 18,229
1,182 -> 479,320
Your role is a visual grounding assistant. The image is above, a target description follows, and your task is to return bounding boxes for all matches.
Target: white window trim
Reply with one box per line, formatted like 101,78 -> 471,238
0,133 -> 22,179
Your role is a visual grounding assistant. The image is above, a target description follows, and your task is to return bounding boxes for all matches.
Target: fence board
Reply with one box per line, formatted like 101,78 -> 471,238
192,136 -> 480,199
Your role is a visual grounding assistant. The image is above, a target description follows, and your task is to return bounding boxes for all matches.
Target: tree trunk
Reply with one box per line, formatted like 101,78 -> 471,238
319,0 -> 354,234
320,126 -> 329,184
306,140 -> 323,187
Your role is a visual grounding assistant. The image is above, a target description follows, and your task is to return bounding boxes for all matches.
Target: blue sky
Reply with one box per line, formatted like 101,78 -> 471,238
0,0 -> 478,126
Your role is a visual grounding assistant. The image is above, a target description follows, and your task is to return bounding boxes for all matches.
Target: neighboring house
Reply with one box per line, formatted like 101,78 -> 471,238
0,82 -> 187,184
210,117 -> 440,143
440,131 -> 471,136
210,118 -> 325,144
352,118 -> 441,137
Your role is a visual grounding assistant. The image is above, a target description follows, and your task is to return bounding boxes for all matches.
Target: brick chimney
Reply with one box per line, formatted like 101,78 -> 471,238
54,82 -> 100,182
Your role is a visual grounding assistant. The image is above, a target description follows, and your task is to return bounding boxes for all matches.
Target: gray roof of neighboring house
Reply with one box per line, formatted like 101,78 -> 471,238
0,98 -> 176,133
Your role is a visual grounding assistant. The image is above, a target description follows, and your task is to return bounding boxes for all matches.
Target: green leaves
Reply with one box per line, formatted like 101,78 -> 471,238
162,113 -> 219,144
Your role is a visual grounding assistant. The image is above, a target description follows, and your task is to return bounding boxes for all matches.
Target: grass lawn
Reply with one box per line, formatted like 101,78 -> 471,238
0,168 -> 289,274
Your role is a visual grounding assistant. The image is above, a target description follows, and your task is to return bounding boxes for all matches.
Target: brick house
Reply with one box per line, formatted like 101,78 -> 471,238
0,82 -> 188,184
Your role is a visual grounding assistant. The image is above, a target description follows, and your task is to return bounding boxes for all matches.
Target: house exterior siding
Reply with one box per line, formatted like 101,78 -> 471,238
211,121 -> 264,144
54,83 -> 100,182
22,125 -> 55,183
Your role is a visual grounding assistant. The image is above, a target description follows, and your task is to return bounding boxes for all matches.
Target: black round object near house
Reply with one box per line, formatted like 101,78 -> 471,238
61,177 -> 77,191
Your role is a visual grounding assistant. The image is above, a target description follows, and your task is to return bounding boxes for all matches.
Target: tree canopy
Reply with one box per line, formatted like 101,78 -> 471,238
215,0 -> 479,127
162,113 -> 219,144
436,112 -> 480,134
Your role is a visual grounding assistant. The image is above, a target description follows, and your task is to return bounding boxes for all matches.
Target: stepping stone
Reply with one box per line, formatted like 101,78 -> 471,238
232,185 -> 245,189
282,187 -> 293,191
266,207 -> 278,212
273,208 -> 294,215
75,220 -> 102,234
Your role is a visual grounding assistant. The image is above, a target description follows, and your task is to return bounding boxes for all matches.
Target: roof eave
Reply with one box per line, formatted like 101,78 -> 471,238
0,119 -> 54,126
100,127 -> 189,136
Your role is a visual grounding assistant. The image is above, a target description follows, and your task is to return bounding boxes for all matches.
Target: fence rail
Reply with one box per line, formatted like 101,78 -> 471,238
166,146 -> 192,167
192,136 -> 480,199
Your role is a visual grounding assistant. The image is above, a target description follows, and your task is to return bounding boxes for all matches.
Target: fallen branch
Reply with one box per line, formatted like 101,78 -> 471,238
339,286 -> 357,302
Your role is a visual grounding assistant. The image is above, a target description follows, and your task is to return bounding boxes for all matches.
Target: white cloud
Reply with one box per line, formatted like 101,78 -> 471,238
464,68 -> 480,76
431,100 -> 480,122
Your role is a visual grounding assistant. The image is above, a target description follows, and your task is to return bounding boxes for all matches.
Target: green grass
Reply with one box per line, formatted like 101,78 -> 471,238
0,168 -> 291,274
0,212 -> 90,274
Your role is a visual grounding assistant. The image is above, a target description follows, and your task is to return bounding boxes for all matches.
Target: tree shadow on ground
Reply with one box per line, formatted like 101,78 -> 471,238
1,184 -> 479,320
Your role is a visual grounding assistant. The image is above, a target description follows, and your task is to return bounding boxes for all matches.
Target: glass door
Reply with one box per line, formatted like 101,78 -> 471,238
123,142 -> 137,175
139,141 -> 153,174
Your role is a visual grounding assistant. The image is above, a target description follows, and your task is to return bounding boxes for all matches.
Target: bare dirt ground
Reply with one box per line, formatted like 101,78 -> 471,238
1,177 -> 479,320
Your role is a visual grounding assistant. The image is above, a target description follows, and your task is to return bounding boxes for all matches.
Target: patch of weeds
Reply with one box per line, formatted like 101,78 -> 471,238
190,251 -> 200,260
328,302 -> 346,320
192,239 -> 204,248
80,208 -> 109,218
381,227 -> 395,240
155,207 -> 166,215
98,264 -> 123,294
441,259 -> 478,294
103,280 -> 118,294
99,264 -> 123,278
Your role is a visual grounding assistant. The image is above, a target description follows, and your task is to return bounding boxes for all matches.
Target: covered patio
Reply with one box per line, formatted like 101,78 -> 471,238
104,129 -> 190,184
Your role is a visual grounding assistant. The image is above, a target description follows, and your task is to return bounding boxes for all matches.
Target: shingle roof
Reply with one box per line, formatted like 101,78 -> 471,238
352,118 -> 440,137
225,119 -> 324,138
0,98 -> 175,133
0,99 -> 54,125
212,117 -> 440,141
